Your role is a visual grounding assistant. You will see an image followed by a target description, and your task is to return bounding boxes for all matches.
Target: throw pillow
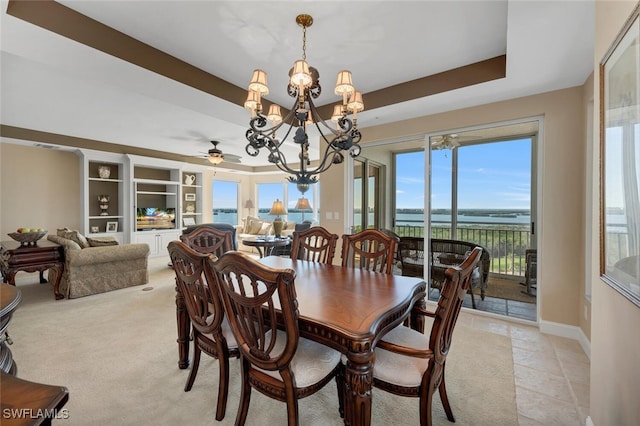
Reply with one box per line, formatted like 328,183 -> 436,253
57,227 -> 70,237
87,237 -> 119,247
260,222 -> 272,235
249,220 -> 263,235
61,230 -> 90,249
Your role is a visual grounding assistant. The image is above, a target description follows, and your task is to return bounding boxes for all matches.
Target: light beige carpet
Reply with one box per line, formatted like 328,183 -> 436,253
8,257 -> 517,425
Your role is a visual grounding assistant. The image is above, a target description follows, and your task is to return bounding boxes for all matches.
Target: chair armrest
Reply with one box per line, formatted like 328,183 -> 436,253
376,340 -> 434,359
414,306 -> 436,318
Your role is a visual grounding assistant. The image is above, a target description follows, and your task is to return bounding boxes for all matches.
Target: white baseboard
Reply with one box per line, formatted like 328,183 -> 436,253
539,320 -> 591,360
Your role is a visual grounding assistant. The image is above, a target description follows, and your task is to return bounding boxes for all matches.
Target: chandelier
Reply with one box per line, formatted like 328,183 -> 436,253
243,14 -> 363,194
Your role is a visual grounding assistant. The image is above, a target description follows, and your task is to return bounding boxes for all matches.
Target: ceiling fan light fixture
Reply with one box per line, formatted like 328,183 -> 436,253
208,153 -> 224,165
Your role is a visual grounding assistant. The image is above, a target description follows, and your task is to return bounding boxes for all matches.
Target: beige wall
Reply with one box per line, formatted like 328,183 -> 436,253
0,143 -> 81,235
591,1 -> 640,424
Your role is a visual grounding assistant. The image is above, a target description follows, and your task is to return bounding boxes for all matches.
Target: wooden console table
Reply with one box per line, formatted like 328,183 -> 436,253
1,283 -> 21,375
0,240 -> 64,300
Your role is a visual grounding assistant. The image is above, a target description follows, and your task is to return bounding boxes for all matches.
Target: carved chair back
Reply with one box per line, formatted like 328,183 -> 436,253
179,226 -> 235,257
290,226 -> 339,264
341,229 -> 398,274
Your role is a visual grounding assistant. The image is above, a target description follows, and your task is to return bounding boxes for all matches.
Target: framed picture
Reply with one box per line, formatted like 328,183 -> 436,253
90,226 -> 100,233
182,217 -> 196,227
106,221 -> 118,233
599,3 -> 640,307
185,193 -> 196,201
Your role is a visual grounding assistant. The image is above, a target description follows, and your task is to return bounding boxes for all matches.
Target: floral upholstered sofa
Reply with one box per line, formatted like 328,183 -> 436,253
47,228 -> 149,299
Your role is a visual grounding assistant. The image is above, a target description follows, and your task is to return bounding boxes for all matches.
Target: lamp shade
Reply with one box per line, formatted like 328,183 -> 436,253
267,104 -> 283,124
248,69 -> 269,94
347,91 -> 364,113
334,70 -> 354,95
290,60 -> 312,88
244,90 -> 260,111
331,105 -> 344,122
244,199 -> 254,209
268,199 -> 287,217
295,197 -> 312,211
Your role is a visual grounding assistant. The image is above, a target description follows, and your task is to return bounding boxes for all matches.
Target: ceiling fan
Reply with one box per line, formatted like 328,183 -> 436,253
198,141 -> 242,165
430,134 -> 461,150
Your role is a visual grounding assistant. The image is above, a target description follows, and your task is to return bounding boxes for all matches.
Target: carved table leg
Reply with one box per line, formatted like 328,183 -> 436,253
343,351 -> 374,426
39,270 -> 47,284
50,264 -> 64,300
411,297 -> 427,333
175,285 -> 190,369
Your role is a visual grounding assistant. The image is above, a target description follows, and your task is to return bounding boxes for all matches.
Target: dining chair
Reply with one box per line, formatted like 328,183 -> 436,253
372,247 -> 482,426
341,229 -> 399,274
398,236 -> 425,278
168,241 -> 239,421
209,251 -> 343,426
179,225 -> 235,257
290,226 -> 339,264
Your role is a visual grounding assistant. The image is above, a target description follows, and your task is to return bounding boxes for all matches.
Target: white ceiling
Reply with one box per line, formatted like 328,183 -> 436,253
0,1 -> 594,168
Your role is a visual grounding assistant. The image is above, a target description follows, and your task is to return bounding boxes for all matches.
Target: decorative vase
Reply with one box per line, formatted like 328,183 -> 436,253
98,195 -> 110,216
184,174 -> 195,185
98,165 -> 111,179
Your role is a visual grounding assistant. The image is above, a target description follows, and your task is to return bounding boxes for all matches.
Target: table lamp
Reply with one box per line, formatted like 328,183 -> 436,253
269,199 -> 287,237
295,197 -> 312,221
244,199 -> 254,215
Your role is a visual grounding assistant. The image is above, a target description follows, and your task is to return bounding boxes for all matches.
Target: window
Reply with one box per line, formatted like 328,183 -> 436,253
212,181 -> 238,224
257,183 -> 284,219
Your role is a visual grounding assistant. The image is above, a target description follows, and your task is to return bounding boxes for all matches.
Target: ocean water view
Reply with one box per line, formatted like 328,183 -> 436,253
212,209 -> 534,227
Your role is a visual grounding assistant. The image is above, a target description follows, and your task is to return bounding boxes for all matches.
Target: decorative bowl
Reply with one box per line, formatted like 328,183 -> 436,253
7,231 -> 48,246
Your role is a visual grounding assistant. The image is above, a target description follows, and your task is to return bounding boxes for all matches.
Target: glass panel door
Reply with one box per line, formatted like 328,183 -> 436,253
352,158 -> 383,232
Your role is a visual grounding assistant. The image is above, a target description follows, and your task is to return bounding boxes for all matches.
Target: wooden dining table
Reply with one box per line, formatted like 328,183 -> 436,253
175,256 -> 427,426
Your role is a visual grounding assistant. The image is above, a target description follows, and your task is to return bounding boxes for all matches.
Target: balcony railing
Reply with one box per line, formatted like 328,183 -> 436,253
393,221 -> 532,278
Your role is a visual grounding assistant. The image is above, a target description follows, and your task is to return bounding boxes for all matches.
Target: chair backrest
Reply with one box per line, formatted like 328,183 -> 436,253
430,238 -> 490,285
209,251 -> 299,373
294,220 -> 313,232
168,241 -> 226,338
430,247 -> 482,364
398,236 -> 425,277
290,226 -> 339,264
341,229 -> 398,274
180,225 -> 235,257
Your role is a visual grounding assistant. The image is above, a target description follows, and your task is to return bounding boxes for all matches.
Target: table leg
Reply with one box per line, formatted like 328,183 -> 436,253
39,270 -> 47,284
50,265 -> 64,300
257,247 -> 265,258
175,285 -> 190,369
343,352 -> 374,426
410,297 -> 427,333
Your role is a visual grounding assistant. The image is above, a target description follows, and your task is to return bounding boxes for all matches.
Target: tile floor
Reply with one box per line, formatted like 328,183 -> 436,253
456,310 -> 591,425
429,290 -> 538,321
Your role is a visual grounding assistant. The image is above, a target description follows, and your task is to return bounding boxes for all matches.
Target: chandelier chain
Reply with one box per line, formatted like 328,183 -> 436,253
302,26 -> 307,61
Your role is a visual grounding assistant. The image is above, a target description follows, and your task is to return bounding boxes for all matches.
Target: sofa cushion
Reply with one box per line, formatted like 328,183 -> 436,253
60,229 -> 90,249
249,220 -> 264,234
87,237 -> 119,247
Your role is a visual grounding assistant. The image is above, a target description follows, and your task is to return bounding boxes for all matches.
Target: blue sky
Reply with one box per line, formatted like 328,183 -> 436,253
397,138 -> 532,210
213,138 -> 533,212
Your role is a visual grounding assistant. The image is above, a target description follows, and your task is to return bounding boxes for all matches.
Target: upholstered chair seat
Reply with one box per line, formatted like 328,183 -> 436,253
260,330 -> 341,387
